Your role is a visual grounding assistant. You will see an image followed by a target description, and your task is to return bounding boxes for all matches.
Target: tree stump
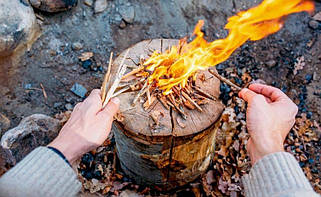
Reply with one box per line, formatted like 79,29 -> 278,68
112,39 -> 225,189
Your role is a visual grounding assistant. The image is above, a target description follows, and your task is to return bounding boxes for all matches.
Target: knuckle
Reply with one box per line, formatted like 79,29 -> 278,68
252,95 -> 265,102
91,89 -> 101,95
74,102 -> 83,111
289,102 -> 298,116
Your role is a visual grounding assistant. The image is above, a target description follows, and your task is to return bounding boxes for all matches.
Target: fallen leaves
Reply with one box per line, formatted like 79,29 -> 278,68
293,56 -> 305,75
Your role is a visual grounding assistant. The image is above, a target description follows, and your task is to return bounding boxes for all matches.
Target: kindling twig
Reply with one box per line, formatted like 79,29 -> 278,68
193,86 -> 216,101
113,86 -> 130,97
40,83 -> 47,100
208,69 -> 242,91
157,95 -> 170,110
181,91 -> 203,112
168,94 -> 187,120
101,52 -> 113,102
132,80 -> 148,105
102,50 -> 129,108
122,66 -> 144,80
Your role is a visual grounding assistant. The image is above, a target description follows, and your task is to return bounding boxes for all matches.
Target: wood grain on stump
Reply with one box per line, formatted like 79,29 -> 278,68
112,39 -> 225,189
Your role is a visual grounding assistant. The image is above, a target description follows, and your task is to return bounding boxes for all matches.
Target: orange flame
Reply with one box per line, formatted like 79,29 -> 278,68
144,0 -> 314,94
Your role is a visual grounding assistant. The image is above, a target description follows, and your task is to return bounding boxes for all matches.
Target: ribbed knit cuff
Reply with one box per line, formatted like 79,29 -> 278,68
242,152 -> 317,197
0,147 -> 81,197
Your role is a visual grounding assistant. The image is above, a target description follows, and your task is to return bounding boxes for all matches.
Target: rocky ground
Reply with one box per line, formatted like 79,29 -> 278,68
0,0 -> 320,196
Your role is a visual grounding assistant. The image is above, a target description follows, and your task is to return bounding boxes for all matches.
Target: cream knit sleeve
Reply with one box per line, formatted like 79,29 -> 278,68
242,152 -> 319,197
0,147 -> 81,197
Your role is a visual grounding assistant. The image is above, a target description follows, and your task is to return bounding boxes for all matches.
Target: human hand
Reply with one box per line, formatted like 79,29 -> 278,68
49,89 -> 120,164
238,84 -> 298,165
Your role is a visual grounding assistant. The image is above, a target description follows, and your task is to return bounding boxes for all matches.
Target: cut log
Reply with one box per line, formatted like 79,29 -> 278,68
111,39 -> 225,189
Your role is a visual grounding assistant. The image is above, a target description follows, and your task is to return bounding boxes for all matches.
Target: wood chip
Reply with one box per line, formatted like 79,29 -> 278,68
78,52 -> 93,61
176,116 -> 186,128
132,80 -> 148,105
150,110 -> 163,125
143,95 -> 157,110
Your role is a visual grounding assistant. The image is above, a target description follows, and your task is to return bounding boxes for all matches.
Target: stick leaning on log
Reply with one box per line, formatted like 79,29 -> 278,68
101,50 -> 129,108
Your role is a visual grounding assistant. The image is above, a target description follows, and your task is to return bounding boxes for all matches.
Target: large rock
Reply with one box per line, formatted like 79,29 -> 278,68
0,114 -> 61,164
0,0 -> 37,57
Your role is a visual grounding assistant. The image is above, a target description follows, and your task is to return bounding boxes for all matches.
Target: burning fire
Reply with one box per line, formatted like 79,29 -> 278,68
144,0 -> 314,94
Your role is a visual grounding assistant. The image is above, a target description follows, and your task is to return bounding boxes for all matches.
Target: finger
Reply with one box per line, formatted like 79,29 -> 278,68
239,88 -> 258,103
85,89 -> 102,103
82,89 -> 102,109
249,84 -> 288,102
73,102 -> 83,112
98,97 -> 120,119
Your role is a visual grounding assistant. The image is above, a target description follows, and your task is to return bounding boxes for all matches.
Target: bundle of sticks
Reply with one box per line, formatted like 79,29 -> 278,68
101,51 -> 241,120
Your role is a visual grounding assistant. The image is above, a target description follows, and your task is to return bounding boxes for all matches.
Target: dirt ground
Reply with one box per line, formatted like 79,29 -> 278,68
0,0 -> 320,196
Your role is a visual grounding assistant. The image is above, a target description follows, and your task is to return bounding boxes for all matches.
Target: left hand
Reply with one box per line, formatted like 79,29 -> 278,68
49,89 -> 120,164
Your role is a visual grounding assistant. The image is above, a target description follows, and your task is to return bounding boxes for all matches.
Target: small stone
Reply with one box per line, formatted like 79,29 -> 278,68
82,59 -> 92,69
65,97 -> 73,103
305,74 -> 313,83
307,111 -> 312,119
119,20 -> 127,29
265,60 -> 276,68
70,83 -> 87,98
71,65 -> 78,71
308,20 -> 319,30
81,153 -> 94,166
0,114 -> 60,163
53,102 -> 63,109
72,42 -> 83,51
119,5 -> 135,24
65,103 -> 73,111
94,0 -> 108,14
84,0 -> 93,7
24,83 -> 32,89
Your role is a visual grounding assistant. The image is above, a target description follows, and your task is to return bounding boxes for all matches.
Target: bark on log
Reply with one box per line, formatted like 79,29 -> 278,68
111,39 -> 225,189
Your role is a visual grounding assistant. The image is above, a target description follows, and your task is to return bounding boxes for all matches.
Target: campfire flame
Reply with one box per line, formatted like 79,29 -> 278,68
144,0 -> 314,94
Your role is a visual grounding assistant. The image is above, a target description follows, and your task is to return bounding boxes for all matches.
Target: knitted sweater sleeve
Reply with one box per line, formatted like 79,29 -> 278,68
242,152 -> 320,197
0,147 -> 81,197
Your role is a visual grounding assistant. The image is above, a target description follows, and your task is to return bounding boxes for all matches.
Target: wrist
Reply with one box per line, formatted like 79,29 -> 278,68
249,147 -> 285,165
48,134 -> 87,164
247,138 -> 285,165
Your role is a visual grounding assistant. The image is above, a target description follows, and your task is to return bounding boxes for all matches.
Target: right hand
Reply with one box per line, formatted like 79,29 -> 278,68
238,84 -> 298,165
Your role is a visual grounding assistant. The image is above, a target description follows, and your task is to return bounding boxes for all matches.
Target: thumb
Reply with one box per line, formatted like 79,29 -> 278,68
239,88 -> 258,103
98,97 -> 120,119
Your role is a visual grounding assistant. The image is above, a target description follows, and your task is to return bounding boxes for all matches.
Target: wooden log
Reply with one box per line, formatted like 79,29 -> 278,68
111,39 -> 225,189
